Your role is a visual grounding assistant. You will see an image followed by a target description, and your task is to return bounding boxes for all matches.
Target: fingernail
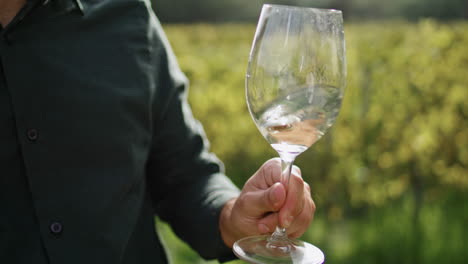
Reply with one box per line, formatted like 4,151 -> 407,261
259,224 -> 270,234
284,216 -> 293,228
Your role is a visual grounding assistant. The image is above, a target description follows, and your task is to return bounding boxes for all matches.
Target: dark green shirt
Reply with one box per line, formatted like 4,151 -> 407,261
0,0 -> 239,263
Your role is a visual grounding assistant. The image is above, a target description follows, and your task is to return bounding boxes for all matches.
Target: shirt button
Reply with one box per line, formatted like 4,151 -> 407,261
50,222 -> 63,235
26,129 -> 39,142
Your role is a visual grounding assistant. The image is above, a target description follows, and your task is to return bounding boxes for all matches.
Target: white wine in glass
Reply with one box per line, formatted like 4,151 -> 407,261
233,4 -> 346,264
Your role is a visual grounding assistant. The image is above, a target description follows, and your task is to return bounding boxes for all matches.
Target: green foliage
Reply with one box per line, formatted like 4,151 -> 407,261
159,21 -> 468,263
339,20 -> 468,206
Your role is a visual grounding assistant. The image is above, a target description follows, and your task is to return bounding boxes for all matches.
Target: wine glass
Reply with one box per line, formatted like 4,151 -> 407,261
233,4 -> 346,264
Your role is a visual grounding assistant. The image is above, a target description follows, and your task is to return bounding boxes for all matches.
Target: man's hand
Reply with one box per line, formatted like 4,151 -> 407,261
219,158 -> 316,248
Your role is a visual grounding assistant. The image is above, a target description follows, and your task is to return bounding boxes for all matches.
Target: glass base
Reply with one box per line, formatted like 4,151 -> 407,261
233,235 -> 324,264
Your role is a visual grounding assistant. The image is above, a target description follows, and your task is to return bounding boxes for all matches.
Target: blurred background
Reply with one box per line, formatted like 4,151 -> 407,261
150,0 -> 468,263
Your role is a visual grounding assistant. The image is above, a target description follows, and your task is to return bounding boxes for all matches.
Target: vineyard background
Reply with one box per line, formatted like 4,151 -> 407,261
154,20 -> 468,264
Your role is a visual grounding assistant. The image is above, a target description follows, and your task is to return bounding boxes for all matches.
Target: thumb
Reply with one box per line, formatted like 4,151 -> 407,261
242,182 -> 286,216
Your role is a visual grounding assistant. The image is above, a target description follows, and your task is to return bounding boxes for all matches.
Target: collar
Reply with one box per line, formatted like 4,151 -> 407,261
34,0 -> 84,14
1,0 -> 41,36
50,0 -> 84,13
1,0 -> 84,42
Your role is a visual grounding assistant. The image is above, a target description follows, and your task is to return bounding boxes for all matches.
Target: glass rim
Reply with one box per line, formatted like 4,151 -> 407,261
262,3 -> 343,14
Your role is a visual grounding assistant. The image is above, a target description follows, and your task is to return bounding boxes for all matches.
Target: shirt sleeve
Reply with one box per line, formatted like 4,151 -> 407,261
144,15 -> 240,261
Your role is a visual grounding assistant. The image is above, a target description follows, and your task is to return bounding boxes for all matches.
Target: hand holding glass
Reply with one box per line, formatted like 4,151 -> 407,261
233,4 -> 346,264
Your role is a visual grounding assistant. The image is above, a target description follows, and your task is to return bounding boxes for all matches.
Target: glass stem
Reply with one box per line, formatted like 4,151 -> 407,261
279,157 -> 294,194
268,158 -> 295,245
271,226 -> 288,240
